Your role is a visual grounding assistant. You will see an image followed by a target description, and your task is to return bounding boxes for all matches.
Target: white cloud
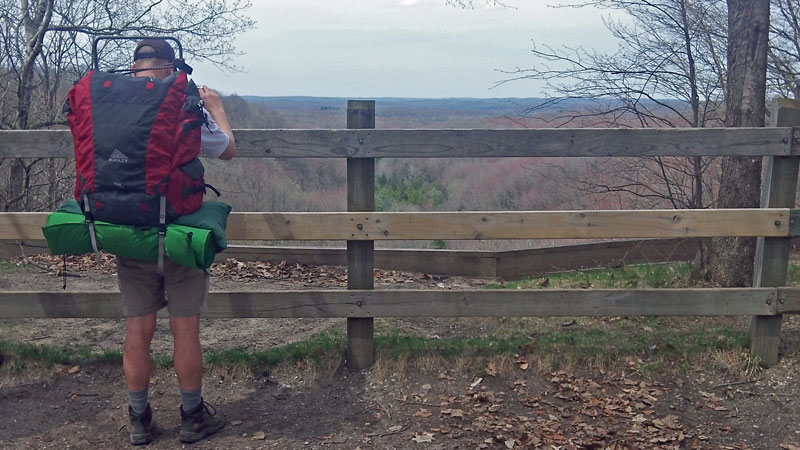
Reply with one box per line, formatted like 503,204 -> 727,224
398,0 -> 422,6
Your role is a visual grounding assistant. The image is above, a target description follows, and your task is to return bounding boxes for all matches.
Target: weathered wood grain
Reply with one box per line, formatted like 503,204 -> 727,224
778,287 -> 800,313
1,127 -> 794,158
226,209 -> 791,240
346,100 -> 376,369
6,209 -> 792,241
0,288 -> 777,318
751,99 -> 800,366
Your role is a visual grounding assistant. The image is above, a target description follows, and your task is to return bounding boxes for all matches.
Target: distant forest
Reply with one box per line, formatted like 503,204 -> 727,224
211,95 -> 694,251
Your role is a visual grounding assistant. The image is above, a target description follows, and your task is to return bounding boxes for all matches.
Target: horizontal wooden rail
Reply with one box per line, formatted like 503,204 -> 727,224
0,127 -> 795,158
779,287 -> 800,313
0,288 -> 780,318
0,238 -> 700,279
2,209 -> 791,241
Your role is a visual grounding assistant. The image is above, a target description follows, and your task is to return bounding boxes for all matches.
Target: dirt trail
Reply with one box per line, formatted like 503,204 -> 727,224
1,258 -> 799,449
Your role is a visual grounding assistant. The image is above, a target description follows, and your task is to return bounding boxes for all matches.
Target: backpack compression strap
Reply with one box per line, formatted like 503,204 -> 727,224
83,194 -> 101,265
157,196 -> 166,274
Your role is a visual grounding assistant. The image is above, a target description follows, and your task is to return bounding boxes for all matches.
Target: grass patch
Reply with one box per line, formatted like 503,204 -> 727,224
533,325 -> 745,367
2,260 -> 772,377
372,320 -> 746,373
485,261 -> 696,289
787,261 -> 800,285
204,329 -> 346,368
0,331 -> 347,374
0,321 -> 748,376
0,260 -> 23,273
0,339 -> 121,373
376,329 -> 528,359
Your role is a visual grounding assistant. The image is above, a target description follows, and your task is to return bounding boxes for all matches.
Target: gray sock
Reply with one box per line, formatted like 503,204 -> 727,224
128,389 -> 149,416
181,388 -> 202,413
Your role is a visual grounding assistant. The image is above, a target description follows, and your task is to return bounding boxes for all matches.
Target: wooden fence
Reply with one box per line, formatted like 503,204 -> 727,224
0,237 -> 701,279
1,98 -> 799,368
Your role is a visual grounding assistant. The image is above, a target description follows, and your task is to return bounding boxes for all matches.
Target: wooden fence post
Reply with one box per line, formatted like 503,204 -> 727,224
346,100 -> 375,370
750,98 -> 800,366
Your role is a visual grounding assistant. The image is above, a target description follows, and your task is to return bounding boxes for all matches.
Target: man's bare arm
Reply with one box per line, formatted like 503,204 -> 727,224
199,86 -> 235,160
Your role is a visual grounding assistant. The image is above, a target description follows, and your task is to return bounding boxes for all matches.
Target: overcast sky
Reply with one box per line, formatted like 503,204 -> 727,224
192,0 -> 620,99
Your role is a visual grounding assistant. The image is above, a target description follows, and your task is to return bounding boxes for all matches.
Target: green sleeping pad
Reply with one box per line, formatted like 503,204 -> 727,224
42,200 -> 231,269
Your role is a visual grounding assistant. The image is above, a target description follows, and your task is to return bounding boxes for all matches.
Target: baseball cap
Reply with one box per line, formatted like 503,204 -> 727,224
133,39 -> 175,62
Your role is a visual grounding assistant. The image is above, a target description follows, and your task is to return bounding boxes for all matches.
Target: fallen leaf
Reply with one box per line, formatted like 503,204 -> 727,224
251,431 -> 266,440
230,420 -> 243,426
514,355 -> 529,371
421,384 -> 432,390
470,377 -> 483,388
413,408 -> 432,418
442,408 -> 465,419
68,365 -> 80,374
412,432 -> 435,443
504,438 -> 515,448
485,362 -> 498,377
387,425 -> 404,433
652,415 -> 681,430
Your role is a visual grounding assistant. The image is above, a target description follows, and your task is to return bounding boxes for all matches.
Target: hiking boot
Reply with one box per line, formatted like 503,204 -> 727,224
179,399 -> 226,443
128,404 -> 155,445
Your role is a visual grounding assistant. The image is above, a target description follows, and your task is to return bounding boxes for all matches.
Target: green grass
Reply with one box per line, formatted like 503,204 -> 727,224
0,260 -> 23,273
787,261 -> 800,285
1,261 -> 773,374
203,329 -> 346,367
376,329 -> 527,359
0,324 -> 748,375
0,340 -> 121,373
0,331 -> 346,372
485,261 -> 696,290
482,260 -> 800,290
372,323 -> 746,371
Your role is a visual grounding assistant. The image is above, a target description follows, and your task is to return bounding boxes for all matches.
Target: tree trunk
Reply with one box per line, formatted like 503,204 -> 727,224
8,0 -> 54,212
705,0 -> 770,286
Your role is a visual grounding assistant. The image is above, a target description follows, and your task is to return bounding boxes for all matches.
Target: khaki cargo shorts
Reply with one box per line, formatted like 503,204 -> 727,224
116,256 -> 209,317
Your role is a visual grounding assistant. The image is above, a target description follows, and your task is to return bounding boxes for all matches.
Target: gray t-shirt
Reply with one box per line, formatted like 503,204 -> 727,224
200,107 -> 229,159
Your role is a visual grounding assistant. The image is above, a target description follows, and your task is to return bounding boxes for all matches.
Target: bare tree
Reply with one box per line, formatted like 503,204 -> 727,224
497,0 -> 728,216
705,0 -> 770,287
766,0 -> 800,100
0,0 -> 254,211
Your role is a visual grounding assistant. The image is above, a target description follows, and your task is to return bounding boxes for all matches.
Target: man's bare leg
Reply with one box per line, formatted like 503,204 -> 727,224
124,313 -> 157,391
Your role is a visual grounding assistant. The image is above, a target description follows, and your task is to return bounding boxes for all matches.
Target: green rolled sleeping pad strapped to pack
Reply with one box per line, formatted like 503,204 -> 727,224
42,200 -> 231,270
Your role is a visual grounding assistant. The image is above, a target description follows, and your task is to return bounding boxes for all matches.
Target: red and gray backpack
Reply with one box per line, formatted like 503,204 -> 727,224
65,68 -> 206,227
63,37 -> 208,270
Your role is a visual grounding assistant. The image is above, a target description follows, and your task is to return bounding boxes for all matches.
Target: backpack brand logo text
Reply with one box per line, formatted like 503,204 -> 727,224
109,149 -> 129,163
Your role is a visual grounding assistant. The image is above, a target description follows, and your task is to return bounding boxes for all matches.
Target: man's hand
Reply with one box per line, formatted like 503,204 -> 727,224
198,85 -> 235,160
199,85 -> 225,114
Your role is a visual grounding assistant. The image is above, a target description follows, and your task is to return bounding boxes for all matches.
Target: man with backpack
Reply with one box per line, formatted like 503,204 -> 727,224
119,39 -> 235,445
